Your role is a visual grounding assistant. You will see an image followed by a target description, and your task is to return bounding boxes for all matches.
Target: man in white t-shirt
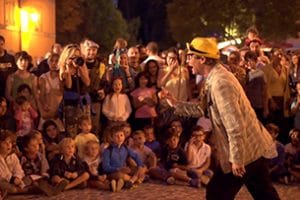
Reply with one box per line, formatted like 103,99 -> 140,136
185,125 -> 213,185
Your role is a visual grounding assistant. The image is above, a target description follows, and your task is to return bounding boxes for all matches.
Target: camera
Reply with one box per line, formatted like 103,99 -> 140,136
73,56 -> 85,67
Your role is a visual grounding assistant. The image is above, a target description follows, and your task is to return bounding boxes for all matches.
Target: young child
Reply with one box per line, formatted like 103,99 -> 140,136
101,125 -> 144,189
130,130 -> 157,181
265,124 -> 289,184
158,129 -> 201,188
50,138 -> 90,191
144,125 -> 161,158
42,120 -> 65,161
74,116 -> 99,159
20,133 -> 66,196
285,129 -> 300,182
14,96 -> 38,137
82,140 -> 115,191
130,72 -> 158,130
102,78 -> 132,125
184,126 -> 214,186
0,130 -> 25,196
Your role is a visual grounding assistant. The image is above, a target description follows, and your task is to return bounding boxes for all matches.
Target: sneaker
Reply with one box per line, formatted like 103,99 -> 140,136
36,179 -> 54,196
53,180 -> 68,196
189,178 -> 201,188
123,180 -> 133,189
166,176 -> 175,185
110,180 -> 117,192
187,170 -> 199,179
117,179 -> 124,192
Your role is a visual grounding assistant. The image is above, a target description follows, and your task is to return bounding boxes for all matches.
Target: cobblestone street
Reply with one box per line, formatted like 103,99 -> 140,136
6,181 -> 300,200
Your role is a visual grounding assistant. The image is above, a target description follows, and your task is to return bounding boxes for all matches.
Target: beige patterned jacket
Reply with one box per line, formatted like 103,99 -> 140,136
175,64 -> 277,173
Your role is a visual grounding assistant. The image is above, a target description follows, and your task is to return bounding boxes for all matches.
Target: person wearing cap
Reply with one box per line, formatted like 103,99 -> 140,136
81,38 -> 109,136
163,37 -> 279,200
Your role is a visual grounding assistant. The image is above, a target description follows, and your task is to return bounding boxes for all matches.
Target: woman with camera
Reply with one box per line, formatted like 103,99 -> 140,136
59,44 -> 91,137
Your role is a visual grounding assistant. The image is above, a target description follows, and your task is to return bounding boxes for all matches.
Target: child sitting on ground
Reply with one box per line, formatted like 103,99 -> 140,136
130,130 -> 157,182
265,123 -> 289,184
50,138 -> 90,191
162,128 -> 201,187
42,120 -> 66,161
143,125 -> 161,158
74,116 -> 99,159
82,140 -> 116,191
285,129 -> 300,182
0,130 -> 25,197
101,125 -> 144,189
20,132 -> 66,196
184,126 -> 214,186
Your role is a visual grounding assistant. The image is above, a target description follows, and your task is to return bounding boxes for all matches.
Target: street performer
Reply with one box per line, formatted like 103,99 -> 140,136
163,37 -> 280,200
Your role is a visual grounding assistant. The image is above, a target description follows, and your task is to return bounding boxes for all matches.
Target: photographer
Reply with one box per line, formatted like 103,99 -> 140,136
59,44 -> 91,137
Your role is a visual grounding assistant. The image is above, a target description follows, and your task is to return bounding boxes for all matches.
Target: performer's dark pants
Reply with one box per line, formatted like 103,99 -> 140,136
206,157 -> 280,200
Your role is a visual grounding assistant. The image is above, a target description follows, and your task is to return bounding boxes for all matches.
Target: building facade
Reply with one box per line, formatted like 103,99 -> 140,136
0,0 -> 55,61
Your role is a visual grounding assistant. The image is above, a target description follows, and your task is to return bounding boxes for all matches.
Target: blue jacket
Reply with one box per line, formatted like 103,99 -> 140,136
102,144 -> 143,173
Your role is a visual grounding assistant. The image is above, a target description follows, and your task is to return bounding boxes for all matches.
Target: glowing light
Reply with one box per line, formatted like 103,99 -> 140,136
217,38 -> 242,49
30,13 -> 39,23
20,10 -> 29,31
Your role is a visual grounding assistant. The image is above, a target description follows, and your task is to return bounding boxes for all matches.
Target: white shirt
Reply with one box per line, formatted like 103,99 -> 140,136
102,93 -> 132,121
0,153 -> 25,182
184,142 -> 211,169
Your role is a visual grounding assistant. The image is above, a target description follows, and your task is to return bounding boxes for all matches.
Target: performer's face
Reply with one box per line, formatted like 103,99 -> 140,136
187,53 -> 205,75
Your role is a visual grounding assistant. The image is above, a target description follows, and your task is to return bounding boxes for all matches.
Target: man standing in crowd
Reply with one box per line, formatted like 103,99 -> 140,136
81,39 -> 109,136
164,37 -> 280,200
0,35 -> 17,97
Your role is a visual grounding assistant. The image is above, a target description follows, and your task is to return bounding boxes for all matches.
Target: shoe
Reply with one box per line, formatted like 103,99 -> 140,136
200,174 -> 211,185
124,180 -> 133,189
53,180 -> 68,196
166,176 -> 175,185
116,179 -> 124,192
189,178 -> 201,188
187,170 -> 199,179
36,179 -> 54,196
110,180 -> 117,192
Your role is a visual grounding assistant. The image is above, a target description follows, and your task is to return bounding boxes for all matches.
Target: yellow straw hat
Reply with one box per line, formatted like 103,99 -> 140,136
186,37 -> 220,59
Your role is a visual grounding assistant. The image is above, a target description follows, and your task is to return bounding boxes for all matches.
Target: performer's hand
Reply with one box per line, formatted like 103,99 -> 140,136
232,163 -> 246,177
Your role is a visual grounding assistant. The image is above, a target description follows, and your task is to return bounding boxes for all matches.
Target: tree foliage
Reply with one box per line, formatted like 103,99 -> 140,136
56,0 -> 129,53
167,0 -> 300,43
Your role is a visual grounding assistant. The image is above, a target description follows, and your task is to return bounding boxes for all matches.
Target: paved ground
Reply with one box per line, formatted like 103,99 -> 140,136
6,180 -> 300,200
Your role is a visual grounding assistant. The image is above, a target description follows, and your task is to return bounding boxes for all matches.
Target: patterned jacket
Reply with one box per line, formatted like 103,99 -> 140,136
175,64 -> 277,173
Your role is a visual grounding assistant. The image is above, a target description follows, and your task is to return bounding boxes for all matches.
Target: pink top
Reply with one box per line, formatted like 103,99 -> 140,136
131,87 -> 157,118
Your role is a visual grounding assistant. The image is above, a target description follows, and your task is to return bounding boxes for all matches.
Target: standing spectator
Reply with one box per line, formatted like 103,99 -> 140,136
263,55 -> 291,143
244,51 -> 269,122
81,39 -> 109,136
291,82 -> 300,129
131,72 -> 158,130
38,53 -> 64,131
58,44 -> 91,138
127,46 -> 142,77
141,42 -> 165,68
102,78 -> 132,126
0,35 -> 17,97
289,54 -> 300,96
5,51 -> 37,103
144,59 -> 159,88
